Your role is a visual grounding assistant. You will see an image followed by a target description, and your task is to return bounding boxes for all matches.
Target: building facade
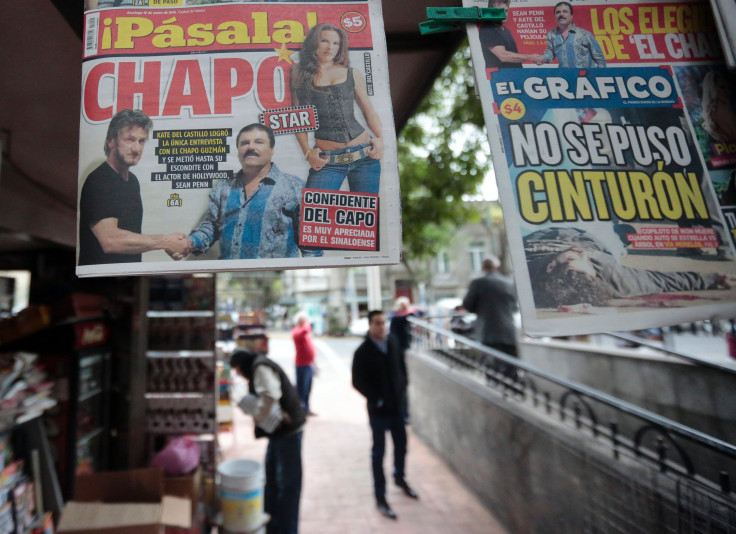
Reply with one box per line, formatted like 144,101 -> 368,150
282,200 -> 508,333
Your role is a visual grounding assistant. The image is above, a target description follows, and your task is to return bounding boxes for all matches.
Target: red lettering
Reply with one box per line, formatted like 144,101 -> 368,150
83,62 -> 115,122
162,60 -> 212,116
255,56 -> 292,111
213,58 -> 254,115
83,57 -> 268,119
117,61 -> 162,118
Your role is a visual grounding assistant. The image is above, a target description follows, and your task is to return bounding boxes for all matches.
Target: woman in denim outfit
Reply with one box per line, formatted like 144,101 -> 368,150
290,23 -> 383,194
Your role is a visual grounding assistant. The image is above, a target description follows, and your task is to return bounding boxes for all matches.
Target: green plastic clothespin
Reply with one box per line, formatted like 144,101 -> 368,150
419,6 -> 507,35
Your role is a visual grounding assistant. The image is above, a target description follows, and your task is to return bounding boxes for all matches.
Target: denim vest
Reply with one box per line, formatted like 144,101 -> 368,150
298,68 -> 365,143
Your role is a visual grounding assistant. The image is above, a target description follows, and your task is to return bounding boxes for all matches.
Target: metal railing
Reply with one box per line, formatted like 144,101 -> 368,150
409,316 -> 736,494
604,331 -> 736,375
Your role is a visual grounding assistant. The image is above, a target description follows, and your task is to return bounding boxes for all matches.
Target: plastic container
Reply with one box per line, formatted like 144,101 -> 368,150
218,459 -> 265,533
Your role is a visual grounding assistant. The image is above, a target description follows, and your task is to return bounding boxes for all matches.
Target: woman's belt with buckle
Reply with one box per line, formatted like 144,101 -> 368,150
320,145 -> 370,164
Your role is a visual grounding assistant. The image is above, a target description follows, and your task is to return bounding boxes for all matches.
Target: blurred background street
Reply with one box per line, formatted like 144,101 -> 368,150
219,334 -> 508,534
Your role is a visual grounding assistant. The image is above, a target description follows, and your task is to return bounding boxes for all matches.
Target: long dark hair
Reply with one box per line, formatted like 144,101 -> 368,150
290,23 -> 351,96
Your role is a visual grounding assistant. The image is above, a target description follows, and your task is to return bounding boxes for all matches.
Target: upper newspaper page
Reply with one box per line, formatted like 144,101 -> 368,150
709,0 -> 736,67
465,0 -> 736,336
77,0 -> 400,277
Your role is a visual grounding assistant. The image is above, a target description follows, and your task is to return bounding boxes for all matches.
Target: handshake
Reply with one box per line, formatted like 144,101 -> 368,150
162,233 -> 193,261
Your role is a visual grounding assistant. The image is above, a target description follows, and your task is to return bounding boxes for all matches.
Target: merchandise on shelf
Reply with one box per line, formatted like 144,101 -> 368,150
31,512 -> 53,534
0,293 -> 107,347
147,357 -> 214,394
145,395 -> 216,435
193,438 -> 217,478
0,352 -> 55,427
215,362 -> 233,431
217,362 -> 231,405
234,334 -> 268,354
37,339 -> 110,498
148,316 -> 215,351
12,478 -> 35,532
0,430 -> 48,534
144,274 -> 217,514
237,311 -> 265,326
0,502 -> 12,533
149,277 -> 215,312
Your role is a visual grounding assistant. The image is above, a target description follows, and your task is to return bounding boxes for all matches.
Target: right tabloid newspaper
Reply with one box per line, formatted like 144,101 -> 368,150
466,0 -> 736,336
709,0 -> 736,67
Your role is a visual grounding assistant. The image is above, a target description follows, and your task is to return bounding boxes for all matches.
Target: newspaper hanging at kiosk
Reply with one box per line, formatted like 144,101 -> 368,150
466,0 -> 736,336
76,0 -> 400,277
709,0 -> 736,67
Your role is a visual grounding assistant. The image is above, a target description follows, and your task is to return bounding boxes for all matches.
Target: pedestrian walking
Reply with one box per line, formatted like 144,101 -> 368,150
352,310 -> 419,520
291,312 -> 317,416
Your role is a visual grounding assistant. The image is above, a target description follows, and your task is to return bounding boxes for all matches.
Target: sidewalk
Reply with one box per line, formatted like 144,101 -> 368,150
219,337 -> 508,534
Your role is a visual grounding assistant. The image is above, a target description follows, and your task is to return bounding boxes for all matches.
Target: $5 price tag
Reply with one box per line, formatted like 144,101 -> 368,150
341,12 -> 367,32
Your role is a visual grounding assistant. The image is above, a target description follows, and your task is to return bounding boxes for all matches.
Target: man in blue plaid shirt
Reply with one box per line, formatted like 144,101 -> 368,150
171,124 -> 318,260
538,2 -> 607,68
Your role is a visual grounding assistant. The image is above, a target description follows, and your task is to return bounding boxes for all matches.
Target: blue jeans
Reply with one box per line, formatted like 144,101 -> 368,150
368,414 -> 407,501
265,431 -> 302,534
295,365 -> 314,413
306,149 -> 381,194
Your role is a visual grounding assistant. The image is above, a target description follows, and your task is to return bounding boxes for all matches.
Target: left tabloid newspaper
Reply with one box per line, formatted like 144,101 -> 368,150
76,0 -> 400,277
466,0 -> 736,336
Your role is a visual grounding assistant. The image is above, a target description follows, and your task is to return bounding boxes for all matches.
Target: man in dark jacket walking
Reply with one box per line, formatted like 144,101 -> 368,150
231,350 -> 306,534
463,256 -> 519,380
352,310 -> 418,520
463,256 -> 518,356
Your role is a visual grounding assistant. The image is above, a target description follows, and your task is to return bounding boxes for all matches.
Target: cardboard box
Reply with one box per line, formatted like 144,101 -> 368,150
163,467 -> 201,510
58,468 -> 191,534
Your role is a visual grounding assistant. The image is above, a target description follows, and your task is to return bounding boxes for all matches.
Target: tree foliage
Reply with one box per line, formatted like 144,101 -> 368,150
398,42 -> 490,265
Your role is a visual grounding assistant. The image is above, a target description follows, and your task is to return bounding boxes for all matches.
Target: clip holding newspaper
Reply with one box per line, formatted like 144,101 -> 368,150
465,0 -> 736,336
76,0 -> 400,277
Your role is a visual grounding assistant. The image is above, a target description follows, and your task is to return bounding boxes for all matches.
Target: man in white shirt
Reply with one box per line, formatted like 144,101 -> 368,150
231,350 -> 306,534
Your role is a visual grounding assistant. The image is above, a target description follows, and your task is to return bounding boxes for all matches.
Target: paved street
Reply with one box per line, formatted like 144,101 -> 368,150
219,334 -> 508,534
